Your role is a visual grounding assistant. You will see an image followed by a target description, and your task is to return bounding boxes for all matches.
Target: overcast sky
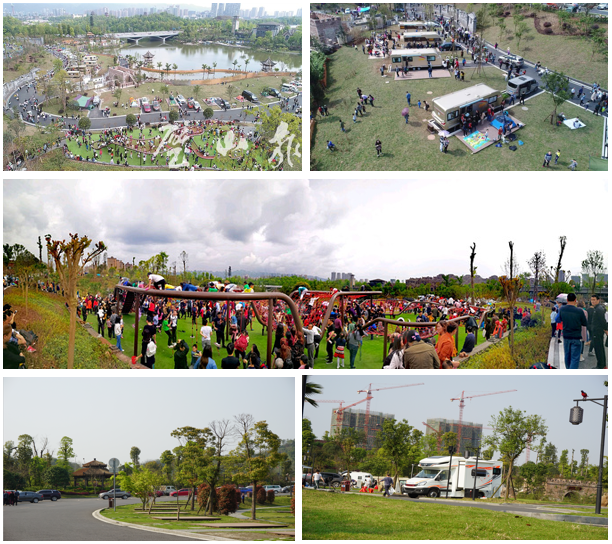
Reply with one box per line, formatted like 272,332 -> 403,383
3,179 -> 608,280
304,375 -> 608,465
4,377 -> 295,465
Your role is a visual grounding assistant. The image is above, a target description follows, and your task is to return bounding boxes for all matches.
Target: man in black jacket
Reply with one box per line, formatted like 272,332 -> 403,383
559,293 -> 588,369
590,294 -> 607,369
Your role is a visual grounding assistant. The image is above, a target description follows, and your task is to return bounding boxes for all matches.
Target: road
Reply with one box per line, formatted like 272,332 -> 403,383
3,496 -> 197,541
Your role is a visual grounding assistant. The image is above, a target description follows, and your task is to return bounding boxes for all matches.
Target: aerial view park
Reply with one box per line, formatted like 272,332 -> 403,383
3,178 -> 608,370
302,375 -> 608,540
3,2 -> 302,171
310,3 -> 608,171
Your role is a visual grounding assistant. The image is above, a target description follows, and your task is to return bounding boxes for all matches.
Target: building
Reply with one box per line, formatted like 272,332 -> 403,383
225,3 -> 241,16
210,3 -> 217,17
107,256 -> 128,270
425,418 -> 483,456
255,22 -> 282,38
82,55 -> 98,66
258,7 -> 265,17
297,8 -> 302,16
331,272 -> 336,281
310,12 -> 344,45
331,408 -> 395,449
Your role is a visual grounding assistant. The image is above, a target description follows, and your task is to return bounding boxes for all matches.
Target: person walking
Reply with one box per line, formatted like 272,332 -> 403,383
590,294 -> 608,369
313,470 -> 322,490
339,119 -> 345,132
406,91 -> 411,105
554,149 -> 561,165
381,474 -> 394,497
375,139 -> 383,157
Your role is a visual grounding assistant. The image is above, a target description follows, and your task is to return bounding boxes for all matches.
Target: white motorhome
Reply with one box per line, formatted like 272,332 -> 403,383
390,48 -> 443,70
401,31 -> 441,46
401,455 -> 503,499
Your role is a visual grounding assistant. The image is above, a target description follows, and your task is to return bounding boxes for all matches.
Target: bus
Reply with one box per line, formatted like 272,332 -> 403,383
429,84 -> 502,132
390,48 -> 443,70
399,21 -> 428,31
402,31 -> 442,47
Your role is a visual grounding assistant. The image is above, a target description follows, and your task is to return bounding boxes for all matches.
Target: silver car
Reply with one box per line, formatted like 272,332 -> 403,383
99,489 -> 131,500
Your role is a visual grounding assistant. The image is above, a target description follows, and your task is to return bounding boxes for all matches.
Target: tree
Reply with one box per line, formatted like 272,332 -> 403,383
46,234 -> 106,369
13,248 -> 44,319
169,109 -> 179,123
469,243 -> 476,305
118,464 -> 164,510
582,250 -> 605,295
57,436 -> 75,469
484,407 -> 547,500
441,432 -> 458,452
514,20 -> 528,51
579,449 -> 589,477
541,71 -> 571,124
519,462 -> 548,496
203,107 -> 214,119
376,419 -> 422,488
179,251 -> 188,278
332,427 -> 366,485
231,414 -> 282,520
4,468 -> 26,490
559,449 -> 570,477
126,113 -> 137,127
160,450 -> 175,483
528,251 -> 546,303
499,241 -> 523,362
303,376 -> 323,413
78,117 -> 91,130
130,446 -> 141,468
553,236 -> 567,284
199,420 -> 232,515
44,465 -> 70,488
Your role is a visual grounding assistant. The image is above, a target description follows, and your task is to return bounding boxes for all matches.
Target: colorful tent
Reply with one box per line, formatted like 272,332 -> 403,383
74,94 -> 93,108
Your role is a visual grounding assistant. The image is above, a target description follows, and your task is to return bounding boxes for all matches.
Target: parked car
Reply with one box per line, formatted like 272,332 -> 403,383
241,90 -> 258,102
499,54 -> 524,68
140,97 -> 151,113
169,488 -> 191,497
151,100 -> 161,111
214,97 -> 230,109
99,489 -> 131,500
263,485 -> 282,494
264,87 -> 282,98
37,489 -> 62,501
161,486 -> 176,495
319,472 -> 343,488
191,100 -> 201,110
281,485 -> 294,494
16,491 -> 44,503
438,42 -> 461,51
238,486 -> 253,494
176,94 -> 186,105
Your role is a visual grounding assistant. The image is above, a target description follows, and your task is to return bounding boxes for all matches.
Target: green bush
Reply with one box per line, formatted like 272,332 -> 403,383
203,107 -> 214,119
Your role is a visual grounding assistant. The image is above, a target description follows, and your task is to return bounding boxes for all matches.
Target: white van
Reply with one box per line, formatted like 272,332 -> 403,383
507,75 -> 538,97
341,471 -> 373,487
281,83 -> 298,93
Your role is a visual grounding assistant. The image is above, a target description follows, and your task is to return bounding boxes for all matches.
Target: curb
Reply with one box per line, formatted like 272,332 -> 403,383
92,508 -> 235,541
496,508 -> 608,527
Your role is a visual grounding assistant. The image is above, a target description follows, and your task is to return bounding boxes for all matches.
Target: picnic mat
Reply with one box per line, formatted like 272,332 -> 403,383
463,130 -> 490,150
563,118 -> 586,130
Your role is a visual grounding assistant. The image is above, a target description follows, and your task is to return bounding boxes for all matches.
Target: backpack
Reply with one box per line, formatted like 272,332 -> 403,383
235,334 -> 248,352
146,341 -> 157,357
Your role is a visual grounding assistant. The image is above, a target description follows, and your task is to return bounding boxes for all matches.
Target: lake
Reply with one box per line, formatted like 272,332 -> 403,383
120,40 -> 301,80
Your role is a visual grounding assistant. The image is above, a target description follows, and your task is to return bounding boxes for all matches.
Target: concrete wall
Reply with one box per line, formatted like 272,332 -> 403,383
544,478 -> 598,501
3,68 -> 39,103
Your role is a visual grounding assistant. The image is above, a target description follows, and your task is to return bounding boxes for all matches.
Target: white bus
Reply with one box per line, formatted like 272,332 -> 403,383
399,21 -> 428,31
430,84 -> 502,132
401,455 -> 503,499
401,31 -> 441,46
390,48 -> 443,70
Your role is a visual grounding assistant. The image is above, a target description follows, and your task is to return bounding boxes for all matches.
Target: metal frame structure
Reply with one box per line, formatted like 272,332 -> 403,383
113,285 -> 303,367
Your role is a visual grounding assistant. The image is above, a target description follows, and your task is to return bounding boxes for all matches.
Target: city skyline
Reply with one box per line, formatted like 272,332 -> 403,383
4,179 -> 607,281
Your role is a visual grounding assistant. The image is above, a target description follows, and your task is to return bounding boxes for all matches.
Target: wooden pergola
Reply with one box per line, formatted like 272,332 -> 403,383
72,459 -> 114,488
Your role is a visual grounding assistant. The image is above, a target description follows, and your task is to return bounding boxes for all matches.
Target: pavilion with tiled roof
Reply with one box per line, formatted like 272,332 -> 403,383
72,458 -> 114,487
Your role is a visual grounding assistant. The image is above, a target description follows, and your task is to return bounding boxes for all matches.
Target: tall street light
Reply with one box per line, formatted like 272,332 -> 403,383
569,393 -> 608,514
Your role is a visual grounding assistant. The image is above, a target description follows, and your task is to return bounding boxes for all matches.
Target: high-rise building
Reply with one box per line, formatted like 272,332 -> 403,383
210,3 -> 217,17
425,418 -> 483,456
249,7 -> 257,18
225,3 -> 241,16
258,7 -> 264,17
218,3 -> 225,16
297,8 -> 302,16
330,408 -> 396,449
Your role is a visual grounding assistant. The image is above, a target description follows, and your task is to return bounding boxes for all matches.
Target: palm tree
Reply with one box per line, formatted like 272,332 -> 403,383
172,63 -> 178,82
157,61 -> 163,81
232,59 -> 238,72
193,85 -> 201,102
201,63 -> 207,80
212,61 -> 217,76
165,62 -> 171,81
302,376 -> 323,415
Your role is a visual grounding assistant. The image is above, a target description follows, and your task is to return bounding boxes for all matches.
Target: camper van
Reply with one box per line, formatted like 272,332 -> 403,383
429,84 -> 501,132
506,75 -> 538,97
399,21 -> 429,31
390,48 -> 443,70
401,455 -> 503,499
401,31 -> 442,46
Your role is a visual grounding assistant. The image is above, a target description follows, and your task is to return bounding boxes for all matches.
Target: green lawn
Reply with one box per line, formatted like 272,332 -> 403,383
311,47 -> 606,171
302,490 -> 608,540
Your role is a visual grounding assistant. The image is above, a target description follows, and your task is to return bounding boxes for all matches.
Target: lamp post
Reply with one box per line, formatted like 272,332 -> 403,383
467,443 -> 482,501
445,445 -> 455,499
569,394 -> 608,515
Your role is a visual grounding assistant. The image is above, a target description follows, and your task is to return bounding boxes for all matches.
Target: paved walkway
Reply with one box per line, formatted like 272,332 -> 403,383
547,335 -> 607,369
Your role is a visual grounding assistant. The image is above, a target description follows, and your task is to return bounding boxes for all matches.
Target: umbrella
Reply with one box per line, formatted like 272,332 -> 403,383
438,130 -> 450,137
401,107 -> 410,117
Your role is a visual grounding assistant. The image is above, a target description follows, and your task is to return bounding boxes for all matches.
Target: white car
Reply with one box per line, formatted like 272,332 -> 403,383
596,4 -> 607,10
176,94 -> 186,105
192,100 -> 201,110
263,485 -> 283,494
140,97 -> 149,105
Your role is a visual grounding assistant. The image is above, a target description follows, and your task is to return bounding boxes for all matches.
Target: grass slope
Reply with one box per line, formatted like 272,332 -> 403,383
302,490 -> 607,540
312,47 -> 606,171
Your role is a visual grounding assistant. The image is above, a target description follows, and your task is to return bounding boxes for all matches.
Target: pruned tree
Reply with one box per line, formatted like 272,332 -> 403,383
554,236 -> 567,283
179,251 -> 188,279
484,407 -> 548,500
469,243 -> 477,305
57,436 -> 75,470
582,250 -> 606,295
46,233 -> 106,369
528,251 -> 547,303
499,242 -> 523,362
130,446 -> 141,468
375,419 -> 422,488
331,427 -> 367,487
199,420 -> 232,515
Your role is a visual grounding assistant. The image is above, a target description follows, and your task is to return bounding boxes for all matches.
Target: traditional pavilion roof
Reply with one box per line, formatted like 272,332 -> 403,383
143,51 -> 155,58
261,57 -> 276,67
83,458 -> 107,468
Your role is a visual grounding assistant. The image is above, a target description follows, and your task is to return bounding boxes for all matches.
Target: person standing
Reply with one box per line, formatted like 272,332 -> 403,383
381,474 -> 394,497
590,294 -> 608,369
375,139 -> 383,157
347,323 -> 362,369
406,91 -> 411,105
114,318 -> 123,352
200,319 -> 212,352
313,470 -> 322,490
558,293 -> 588,369
554,149 -> 561,165
543,151 -> 552,167
304,323 -> 317,369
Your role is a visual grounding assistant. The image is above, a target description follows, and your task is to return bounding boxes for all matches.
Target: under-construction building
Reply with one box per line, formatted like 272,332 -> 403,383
330,408 -> 395,450
426,418 -> 483,456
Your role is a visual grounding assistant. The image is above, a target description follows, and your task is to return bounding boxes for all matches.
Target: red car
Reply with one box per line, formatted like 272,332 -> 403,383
169,488 -> 191,497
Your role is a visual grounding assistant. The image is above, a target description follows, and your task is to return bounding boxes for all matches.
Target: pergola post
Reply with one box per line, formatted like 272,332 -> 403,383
267,299 -> 274,368
225,300 -> 230,343
383,322 -> 388,362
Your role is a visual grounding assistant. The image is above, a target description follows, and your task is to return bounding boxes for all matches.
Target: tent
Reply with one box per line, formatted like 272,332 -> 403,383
74,94 -> 93,109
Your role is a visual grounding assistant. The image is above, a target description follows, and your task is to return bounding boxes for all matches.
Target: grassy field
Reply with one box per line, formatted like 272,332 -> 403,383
302,490 -> 608,540
478,9 -> 608,88
2,289 -> 129,369
62,125 -> 268,170
3,47 -> 56,83
311,47 -> 606,171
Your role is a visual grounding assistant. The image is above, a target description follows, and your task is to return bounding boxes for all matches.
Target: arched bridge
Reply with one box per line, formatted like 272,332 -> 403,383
113,31 -> 180,44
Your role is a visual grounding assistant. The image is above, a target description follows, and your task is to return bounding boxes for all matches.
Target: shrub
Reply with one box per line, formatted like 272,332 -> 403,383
58,108 -> 64,115
217,484 -> 238,515
78,117 -> 91,130
291,491 -> 295,515
543,21 -> 552,27
203,107 -> 214,119
126,113 -> 137,127
197,482 -> 218,512
266,490 -> 275,504
256,485 -> 266,505
591,24 -> 600,30
545,28 -> 553,34
169,109 -> 179,123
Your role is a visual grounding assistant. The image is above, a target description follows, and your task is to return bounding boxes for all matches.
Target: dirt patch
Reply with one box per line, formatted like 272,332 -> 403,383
535,13 -> 584,37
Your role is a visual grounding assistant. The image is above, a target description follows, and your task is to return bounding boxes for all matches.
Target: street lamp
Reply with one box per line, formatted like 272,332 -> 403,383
466,443 -> 482,501
569,394 -> 608,514
445,445 -> 456,498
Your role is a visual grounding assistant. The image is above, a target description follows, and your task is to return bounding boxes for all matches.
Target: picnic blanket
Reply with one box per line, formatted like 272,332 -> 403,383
463,130 -> 490,150
235,96 -> 244,101
563,118 -> 586,130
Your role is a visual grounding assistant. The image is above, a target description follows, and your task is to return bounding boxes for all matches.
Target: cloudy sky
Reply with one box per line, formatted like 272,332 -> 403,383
4,376 -> 295,464
304,375 -> 608,466
3,179 -> 608,280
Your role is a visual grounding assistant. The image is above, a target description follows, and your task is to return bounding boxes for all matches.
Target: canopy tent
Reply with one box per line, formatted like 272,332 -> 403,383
74,94 -> 93,108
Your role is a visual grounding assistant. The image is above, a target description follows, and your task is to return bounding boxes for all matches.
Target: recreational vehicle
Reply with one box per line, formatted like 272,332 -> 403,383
390,48 -> 443,70
506,75 -> 538,97
399,21 -> 429,31
401,455 -> 503,499
401,31 -> 442,46
429,84 -> 501,132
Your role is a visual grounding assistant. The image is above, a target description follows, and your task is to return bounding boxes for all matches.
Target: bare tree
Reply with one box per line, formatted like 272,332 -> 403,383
554,236 -> 567,283
469,243 -> 477,305
500,242 -> 523,363
528,251 -> 546,303
179,251 -> 188,279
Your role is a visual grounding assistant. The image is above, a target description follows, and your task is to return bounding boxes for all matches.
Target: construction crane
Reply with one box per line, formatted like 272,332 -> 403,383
423,422 -> 493,452
450,390 -> 517,449
334,397 -> 372,437
353,383 -> 425,446
317,400 -> 347,435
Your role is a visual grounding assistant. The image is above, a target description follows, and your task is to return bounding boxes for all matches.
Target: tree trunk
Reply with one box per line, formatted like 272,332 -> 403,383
251,480 -> 257,520
67,301 -> 77,369
504,459 -> 514,500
